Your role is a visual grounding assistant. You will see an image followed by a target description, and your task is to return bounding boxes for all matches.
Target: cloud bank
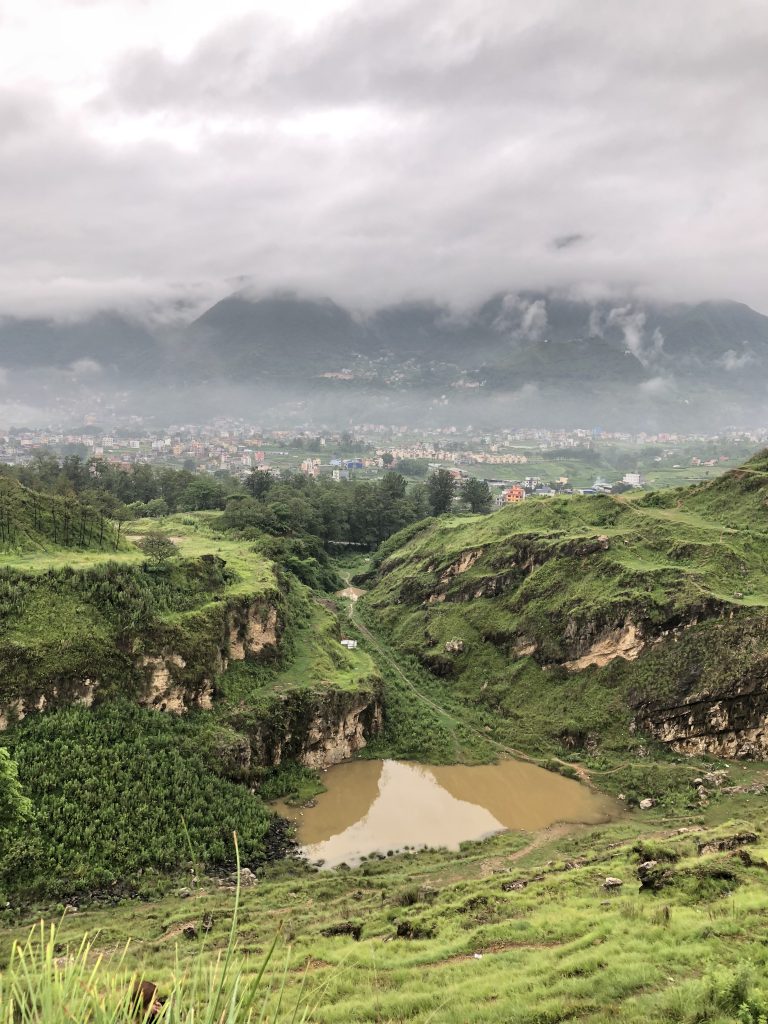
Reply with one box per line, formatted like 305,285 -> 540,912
0,0 -> 766,316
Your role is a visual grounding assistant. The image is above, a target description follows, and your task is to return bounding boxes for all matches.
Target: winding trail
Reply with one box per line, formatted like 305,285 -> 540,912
340,579 -> 713,783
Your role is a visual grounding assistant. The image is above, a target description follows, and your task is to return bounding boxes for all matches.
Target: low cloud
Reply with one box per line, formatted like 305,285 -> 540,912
719,348 -> 755,371
551,233 -> 585,250
639,375 -> 676,397
0,1 -> 764,315
69,358 -> 102,376
493,295 -> 549,342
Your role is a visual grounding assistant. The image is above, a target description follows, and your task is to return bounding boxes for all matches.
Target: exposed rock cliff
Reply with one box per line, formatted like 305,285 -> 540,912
632,616 -> 768,758
138,597 -> 281,714
0,592 -> 282,726
248,686 -> 384,770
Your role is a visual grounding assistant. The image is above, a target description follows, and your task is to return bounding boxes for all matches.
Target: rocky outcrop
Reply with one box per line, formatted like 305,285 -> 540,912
141,654 -> 213,714
228,604 -> 278,661
0,594 -> 282,729
635,689 -> 768,758
249,687 -> 383,770
301,697 -> 383,768
564,622 -> 643,670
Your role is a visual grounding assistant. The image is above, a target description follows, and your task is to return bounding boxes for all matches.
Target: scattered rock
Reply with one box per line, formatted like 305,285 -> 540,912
618,793 -> 626,801
395,920 -> 435,940
501,879 -> 528,892
321,922 -> 363,941
183,925 -> 198,940
131,981 -> 164,1022
177,887 -> 192,899
638,798 -> 654,810
603,876 -> 624,889
64,904 -> 78,914
697,831 -> 758,856
229,867 -> 258,887
202,913 -> 214,933
444,638 -> 465,654
692,777 -> 704,786
637,860 -> 674,892
702,770 -> 729,787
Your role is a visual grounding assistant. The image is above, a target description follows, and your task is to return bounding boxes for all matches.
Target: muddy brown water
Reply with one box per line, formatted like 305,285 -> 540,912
273,758 -> 619,868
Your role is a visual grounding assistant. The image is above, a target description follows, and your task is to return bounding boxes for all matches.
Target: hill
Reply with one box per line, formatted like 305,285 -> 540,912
0,513 -> 381,896
0,477 -> 121,555
4,781 -> 768,1022
4,290 -> 768,427
361,450 -> 768,760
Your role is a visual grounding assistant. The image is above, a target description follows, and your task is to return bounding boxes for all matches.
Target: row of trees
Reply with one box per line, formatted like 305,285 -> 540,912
4,454 -> 496,556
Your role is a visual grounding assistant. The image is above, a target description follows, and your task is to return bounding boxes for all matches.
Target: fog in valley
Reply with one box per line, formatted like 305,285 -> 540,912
0,0 -> 767,433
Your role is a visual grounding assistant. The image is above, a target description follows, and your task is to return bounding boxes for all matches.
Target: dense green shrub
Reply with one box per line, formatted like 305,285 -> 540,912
0,704 -> 278,897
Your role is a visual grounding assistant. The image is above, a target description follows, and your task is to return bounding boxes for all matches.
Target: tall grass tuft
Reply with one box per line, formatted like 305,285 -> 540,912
0,834 -> 314,1023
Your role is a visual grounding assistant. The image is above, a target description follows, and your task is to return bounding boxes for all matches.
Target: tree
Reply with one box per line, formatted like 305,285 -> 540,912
145,497 -> 169,517
382,452 -> 394,467
137,531 -> 177,565
427,469 -> 456,516
245,469 -> 274,499
397,458 -> 429,478
0,748 -> 31,839
179,477 -> 226,511
461,477 -> 493,514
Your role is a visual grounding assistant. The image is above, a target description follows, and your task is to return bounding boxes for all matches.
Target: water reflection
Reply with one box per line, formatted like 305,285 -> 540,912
274,758 -> 617,868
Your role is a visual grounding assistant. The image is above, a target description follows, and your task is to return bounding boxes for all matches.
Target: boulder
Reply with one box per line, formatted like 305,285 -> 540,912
230,867 -> 258,887
603,876 -> 624,889
697,831 -> 758,856
639,798 -> 654,810
637,859 -> 674,891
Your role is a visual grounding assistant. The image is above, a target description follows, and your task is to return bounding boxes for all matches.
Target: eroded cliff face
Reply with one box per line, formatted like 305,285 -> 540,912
635,679 -> 768,758
228,605 -> 278,661
249,688 -> 384,770
0,595 -> 282,726
636,694 -> 768,758
631,617 -> 768,758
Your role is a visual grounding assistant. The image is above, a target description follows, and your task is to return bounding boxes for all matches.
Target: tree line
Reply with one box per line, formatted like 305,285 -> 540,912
4,454 -> 495,543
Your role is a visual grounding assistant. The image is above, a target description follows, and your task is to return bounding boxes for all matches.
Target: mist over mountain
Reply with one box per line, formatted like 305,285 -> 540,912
2,289 -> 768,429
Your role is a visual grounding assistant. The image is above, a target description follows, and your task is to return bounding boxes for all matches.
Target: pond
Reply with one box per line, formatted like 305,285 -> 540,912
273,758 -> 619,867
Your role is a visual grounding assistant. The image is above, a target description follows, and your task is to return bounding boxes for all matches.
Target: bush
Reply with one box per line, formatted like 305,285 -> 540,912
0,704 -> 278,897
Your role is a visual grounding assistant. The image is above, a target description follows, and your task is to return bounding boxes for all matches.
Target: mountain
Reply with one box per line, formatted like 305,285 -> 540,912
2,289 -> 768,426
180,290 -> 768,413
362,449 -> 768,759
0,311 -> 159,377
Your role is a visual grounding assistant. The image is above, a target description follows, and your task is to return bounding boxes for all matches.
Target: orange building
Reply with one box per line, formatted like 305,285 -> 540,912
504,485 -> 525,503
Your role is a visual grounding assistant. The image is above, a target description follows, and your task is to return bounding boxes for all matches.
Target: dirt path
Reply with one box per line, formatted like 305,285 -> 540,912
339,579 -> 711,783
341,580 -> 544,767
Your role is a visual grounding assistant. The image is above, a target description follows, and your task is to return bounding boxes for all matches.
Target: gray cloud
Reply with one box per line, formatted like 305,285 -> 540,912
0,0 -> 766,316
552,234 -> 585,250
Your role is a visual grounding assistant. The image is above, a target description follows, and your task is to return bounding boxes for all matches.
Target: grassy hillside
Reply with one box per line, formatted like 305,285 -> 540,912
0,514 -> 381,897
0,477 -> 121,556
4,776 -> 768,1023
361,450 -> 768,756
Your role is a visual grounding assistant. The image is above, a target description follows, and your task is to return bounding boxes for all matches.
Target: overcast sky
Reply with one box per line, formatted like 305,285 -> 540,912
1,0 -> 766,317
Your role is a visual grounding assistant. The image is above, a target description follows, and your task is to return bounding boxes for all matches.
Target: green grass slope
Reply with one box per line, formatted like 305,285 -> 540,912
5,775 -> 768,1023
0,513 -> 381,897
0,477 -> 121,556
362,450 -> 768,756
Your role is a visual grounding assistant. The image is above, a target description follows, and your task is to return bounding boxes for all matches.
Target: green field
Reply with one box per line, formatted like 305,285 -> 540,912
4,779 -> 768,1023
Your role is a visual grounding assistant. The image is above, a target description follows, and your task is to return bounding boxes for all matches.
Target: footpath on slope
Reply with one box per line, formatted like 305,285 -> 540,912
340,580 -> 712,789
